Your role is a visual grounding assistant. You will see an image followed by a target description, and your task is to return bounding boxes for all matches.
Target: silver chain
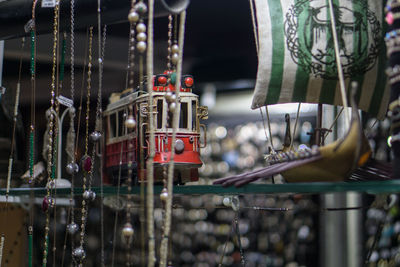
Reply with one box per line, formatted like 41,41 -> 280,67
87,0 -> 107,192
70,0 -> 75,101
99,25 -> 107,267
69,0 -> 76,224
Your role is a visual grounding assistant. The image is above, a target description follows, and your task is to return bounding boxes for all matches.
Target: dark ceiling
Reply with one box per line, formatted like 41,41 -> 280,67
2,0 -> 258,106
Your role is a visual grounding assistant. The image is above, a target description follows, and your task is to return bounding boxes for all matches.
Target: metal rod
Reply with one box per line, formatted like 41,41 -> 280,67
327,0 -> 350,127
146,0 -> 156,265
315,103 -> 323,146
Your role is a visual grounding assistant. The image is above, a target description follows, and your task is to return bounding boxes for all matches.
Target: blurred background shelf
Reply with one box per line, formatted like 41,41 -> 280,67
2,180 -> 400,197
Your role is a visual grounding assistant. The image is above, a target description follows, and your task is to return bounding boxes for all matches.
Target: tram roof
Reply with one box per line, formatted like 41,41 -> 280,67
104,90 -> 198,114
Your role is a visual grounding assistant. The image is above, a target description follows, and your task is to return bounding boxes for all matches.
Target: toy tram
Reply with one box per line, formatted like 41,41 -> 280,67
103,71 -> 208,184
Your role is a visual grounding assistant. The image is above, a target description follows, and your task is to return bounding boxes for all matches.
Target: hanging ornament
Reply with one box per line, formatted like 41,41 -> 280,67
171,43 -> 179,54
125,115 -> 137,129
90,191 -> 96,201
160,188 -> 168,202
67,222 -> 79,235
165,91 -> 173,102
83,190 -> 96,201
169,102 -> 177,113
136,22 -> 147,53
83,190 -> 91,200
128,9 -> 139,23
66,162 -> 79,175
42,196 -> 54,213
42,197 -> 49,213
72,246 -> 86,260
137,41 -> 147,53
136,22 -> 146,33
170,92 -> 177,102
121,222 -> 134,246
90,131 -> 102,142
137,32 -> 147,41
81,155 -> 92,173
171,53 -> 179,65
134,2 -> 147,14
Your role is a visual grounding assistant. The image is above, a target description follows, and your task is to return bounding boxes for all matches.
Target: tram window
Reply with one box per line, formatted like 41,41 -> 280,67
192,100 -> 197,131
109,113 -> 117,138
118,110 -> 124,137
167,108 -> 173,128
180,102 -> 188,129
157,99 -> 163,129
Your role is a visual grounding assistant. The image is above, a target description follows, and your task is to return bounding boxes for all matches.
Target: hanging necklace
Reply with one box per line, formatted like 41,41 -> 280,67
49,10 -> 63,265
159,11 -> 186,267
42,1 -> 60,266
72,26 -> 94,266
50,27 -> 66,266
112,1 -> 147,265
97,0 -> 107,263
159,13 -> 177,266
166,14 -> 179,71
78,5 -> 108,263
27,2 -> 38,266
134,4 -> 148,264
73,21 -> 106,265
160,13 -> 177,208
65,28 -> 90,266
100,26 -> 107,267
62,0 -> 79,264
218,196 -> 246,267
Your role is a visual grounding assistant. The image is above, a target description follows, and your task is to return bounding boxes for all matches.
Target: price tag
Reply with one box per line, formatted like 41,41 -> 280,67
57,95 -> 73,108
41,0 -> 56,8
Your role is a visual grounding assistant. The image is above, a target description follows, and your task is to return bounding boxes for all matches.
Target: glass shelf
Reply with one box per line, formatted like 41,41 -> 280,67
1,180 -> 400,196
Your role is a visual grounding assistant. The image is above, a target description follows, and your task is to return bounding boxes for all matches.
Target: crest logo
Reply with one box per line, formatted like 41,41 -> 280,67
284,0 -> 381,79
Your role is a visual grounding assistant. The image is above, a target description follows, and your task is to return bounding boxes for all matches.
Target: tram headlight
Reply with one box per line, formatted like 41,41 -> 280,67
175,139 -> 185,154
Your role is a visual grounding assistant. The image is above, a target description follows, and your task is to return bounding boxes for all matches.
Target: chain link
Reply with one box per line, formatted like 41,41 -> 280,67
100,24 -> 107,267
43,3 -> 60,266
70,0 -> 75,101
77,26 -> 93,267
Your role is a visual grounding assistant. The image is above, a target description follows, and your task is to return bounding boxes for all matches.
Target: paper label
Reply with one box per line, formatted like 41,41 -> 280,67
57,95 -> 73,108
41,0 -> 56,8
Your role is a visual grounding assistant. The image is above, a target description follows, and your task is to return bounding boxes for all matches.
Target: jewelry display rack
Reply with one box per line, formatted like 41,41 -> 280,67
0,4 -> 396,195
0,1 -> 398,266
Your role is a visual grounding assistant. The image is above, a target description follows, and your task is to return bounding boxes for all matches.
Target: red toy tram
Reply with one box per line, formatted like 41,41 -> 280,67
103,71 -> 208,184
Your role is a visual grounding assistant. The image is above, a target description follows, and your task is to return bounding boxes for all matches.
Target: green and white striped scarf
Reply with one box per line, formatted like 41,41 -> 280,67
252,0 -> 389,119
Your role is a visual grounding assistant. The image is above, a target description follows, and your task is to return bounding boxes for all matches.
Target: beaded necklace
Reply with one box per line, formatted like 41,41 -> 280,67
111,1 -> 147,265
26,2 -> 38,266
97,1 -> 107,263
42,2 -> 60,266
159,12 -> 186,267
61,1 -> 79,265
122,5 -> 137,258
63,29 -> 90,266
72,26 -> 93,266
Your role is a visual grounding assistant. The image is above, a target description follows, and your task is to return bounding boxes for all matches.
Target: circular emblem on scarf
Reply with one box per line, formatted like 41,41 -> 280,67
284,0 -> 381,79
